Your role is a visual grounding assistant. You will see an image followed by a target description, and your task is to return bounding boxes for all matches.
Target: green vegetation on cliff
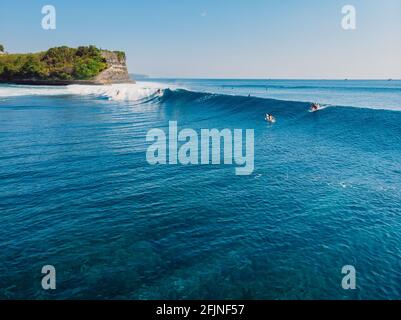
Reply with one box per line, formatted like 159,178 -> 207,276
0,44 -> 4,53
114,51 -> 126,62
0,45 -> 109,81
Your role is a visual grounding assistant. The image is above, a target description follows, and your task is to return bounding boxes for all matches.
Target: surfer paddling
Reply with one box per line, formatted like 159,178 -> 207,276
265,113 -> 276,123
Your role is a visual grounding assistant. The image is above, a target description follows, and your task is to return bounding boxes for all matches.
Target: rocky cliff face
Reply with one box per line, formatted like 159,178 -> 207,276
93,51 -> 134,84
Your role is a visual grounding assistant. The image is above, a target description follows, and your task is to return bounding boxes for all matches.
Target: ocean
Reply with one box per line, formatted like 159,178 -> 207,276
0,79 -> 401,299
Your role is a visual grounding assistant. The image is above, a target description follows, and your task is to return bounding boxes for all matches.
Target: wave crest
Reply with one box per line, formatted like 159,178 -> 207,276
0,81 -> 173,102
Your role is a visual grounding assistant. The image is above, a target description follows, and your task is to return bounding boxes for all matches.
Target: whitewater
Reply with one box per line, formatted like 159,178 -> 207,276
0,82 -> 171,101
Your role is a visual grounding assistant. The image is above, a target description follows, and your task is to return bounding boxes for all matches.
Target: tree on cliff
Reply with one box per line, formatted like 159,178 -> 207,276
0,44 -> 4,52
0,45 -> 109,81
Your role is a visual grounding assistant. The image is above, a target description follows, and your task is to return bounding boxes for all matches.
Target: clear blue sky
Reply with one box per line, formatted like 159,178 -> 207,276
1,0 -> 400,79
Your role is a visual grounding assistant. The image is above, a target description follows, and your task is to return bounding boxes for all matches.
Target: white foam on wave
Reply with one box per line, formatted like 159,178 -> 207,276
0,81 -> 175,101
67,81 -> 174,101
0,85 -> 68,98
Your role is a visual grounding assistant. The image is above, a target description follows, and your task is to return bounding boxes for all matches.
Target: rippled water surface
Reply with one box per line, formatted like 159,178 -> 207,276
1,80 -> 401,299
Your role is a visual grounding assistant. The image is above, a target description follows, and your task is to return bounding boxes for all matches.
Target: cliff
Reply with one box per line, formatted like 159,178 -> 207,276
93,51 -> 133,84
0,45 -> 134,85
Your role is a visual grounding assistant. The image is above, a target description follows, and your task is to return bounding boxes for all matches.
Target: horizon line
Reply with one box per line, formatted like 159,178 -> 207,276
130,75 -> 401,81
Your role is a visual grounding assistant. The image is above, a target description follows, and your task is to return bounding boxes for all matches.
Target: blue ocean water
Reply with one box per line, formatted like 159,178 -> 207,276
0,79 -> 401,299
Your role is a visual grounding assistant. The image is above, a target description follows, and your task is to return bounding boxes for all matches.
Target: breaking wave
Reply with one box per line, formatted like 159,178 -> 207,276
0,79 -> 400,111
0,82 -> 175,101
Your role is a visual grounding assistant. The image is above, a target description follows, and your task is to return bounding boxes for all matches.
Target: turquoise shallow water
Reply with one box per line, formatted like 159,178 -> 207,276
0,80 -> 401,299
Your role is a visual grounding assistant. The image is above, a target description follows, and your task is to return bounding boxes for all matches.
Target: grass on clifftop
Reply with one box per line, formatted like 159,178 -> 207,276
0,45 -> 109,81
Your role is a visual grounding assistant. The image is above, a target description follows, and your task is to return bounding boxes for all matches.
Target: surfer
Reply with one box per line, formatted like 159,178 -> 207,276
265,113 -> 276,123
310,103 -> 320,112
